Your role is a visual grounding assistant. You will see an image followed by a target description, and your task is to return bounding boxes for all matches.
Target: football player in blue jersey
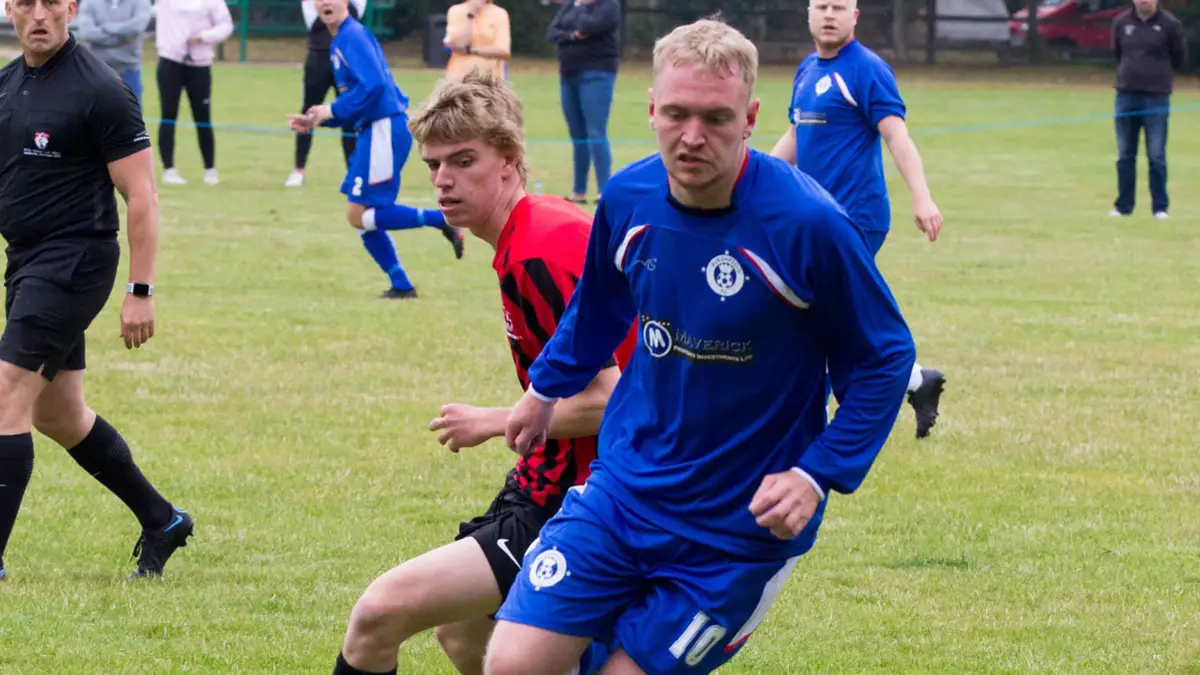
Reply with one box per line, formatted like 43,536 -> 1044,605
486,17 -> 916,675
289,0 -> 464,299
772,0 -> 947,438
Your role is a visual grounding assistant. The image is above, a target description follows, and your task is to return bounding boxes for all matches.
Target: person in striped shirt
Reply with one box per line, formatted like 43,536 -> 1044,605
328,68 -> 634,675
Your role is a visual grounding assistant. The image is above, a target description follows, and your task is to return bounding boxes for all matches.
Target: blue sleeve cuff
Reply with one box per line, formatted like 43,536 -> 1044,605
793,465 -> 829,501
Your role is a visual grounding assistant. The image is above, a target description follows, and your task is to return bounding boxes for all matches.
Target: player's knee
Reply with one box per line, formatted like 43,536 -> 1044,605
32,403 -> 92,445
482,642 -> 527,675
436,624 -> 487,671
0,362 -> 43,431
31,383 -> 91,445
346,204 -> 367,229
346,580 -> 428,647
347,593 -> 401,643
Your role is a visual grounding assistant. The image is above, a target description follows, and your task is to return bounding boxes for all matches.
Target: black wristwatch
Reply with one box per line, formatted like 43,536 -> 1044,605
127,282 -> 154,297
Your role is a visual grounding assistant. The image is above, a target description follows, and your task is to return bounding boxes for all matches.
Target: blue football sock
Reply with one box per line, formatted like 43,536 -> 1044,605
360,230 -> 414,291
364,204 -> 447,232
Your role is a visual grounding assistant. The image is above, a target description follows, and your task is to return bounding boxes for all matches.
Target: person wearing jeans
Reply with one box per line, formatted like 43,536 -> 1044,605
546,0 -> 620,204
1109,0 -> 1186,219
1113,92 -> 1170,217
71,0 -> 153,104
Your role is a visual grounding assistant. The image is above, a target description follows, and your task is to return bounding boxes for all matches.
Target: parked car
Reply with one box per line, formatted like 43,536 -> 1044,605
1010,0 -> 1128,57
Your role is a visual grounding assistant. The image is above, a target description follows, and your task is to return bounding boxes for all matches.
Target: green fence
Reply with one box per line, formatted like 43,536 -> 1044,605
215,0 -> 397,62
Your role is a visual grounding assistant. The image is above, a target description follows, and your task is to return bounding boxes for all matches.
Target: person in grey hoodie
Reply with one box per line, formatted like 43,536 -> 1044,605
71,0 -> 154,103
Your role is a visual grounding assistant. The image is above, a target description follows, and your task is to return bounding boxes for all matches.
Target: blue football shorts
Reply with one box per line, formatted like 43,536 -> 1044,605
494,484 -> 802,674
340,113 -> 412,208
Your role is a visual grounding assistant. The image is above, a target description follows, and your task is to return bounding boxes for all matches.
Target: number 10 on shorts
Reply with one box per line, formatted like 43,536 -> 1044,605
669,612 -> 727,666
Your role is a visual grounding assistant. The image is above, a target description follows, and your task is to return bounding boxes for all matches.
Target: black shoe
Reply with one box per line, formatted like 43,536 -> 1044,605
379,287 -> 418,300
130,507 -> 194,578
907,368 -> 945,439
442,226 -> 465,260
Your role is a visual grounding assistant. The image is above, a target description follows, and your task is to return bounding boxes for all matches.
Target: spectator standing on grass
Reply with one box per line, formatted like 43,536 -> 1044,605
1110,0 -> 1187,219
285,0 -> 366,188
70,0 -> 154,104
546,0 -> 620,205
153,0 -> 233,186
443,0 -> 511,80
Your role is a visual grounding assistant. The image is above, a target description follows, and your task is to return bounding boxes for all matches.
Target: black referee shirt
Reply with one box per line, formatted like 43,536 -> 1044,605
0,35 -> 150,252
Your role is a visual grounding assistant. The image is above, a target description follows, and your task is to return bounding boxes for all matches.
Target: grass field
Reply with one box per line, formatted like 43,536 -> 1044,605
0,52 -> 1198,674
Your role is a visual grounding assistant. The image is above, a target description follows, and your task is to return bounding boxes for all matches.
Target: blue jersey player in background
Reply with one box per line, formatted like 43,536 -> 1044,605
772,0 -> 947,438
484,19 -> 916,675
289,0 -> 464,299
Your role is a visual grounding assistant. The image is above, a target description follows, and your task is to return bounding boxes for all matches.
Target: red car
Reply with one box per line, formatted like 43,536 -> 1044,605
1010,0 -> 1131,57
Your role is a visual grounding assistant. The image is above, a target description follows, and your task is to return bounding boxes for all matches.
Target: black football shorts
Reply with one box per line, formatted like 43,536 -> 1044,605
1,240 -> 119,381
455,479 -> 558,597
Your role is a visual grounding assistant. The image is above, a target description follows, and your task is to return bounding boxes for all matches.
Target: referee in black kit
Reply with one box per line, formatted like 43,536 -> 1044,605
0,0 -> 193,581
284,0 -> 367,187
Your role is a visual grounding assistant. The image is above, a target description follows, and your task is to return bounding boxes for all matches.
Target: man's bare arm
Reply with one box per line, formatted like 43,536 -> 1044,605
473,365 -> 620,440
109,147 -> 159,286
545,364 -> 619,439
770,126 -> 797,165
878,115 -> 943,241
109,147 -> 160,348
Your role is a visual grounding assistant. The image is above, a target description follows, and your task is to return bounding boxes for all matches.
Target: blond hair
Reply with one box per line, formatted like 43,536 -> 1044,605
407,68 -> 529,182
652,15 -> 759,96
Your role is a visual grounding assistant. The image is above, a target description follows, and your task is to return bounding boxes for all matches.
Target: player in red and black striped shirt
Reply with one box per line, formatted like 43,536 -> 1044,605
493,193 -> 635,509
330,69 -> 634,675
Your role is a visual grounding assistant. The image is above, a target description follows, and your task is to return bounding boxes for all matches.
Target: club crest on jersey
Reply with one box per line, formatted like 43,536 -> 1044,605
703,251 -> 744,301
529,548 -> 568,590
815,75 -> 832,96
24,130 -> 61,158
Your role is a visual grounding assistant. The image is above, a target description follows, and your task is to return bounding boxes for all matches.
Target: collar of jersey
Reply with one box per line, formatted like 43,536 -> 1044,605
664,148 -> 751,219
20,33 -> 77,76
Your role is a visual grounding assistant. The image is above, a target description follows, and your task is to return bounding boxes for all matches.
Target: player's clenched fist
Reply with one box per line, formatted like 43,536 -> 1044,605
429,403 -> 504,453
748,470 -> 824,540
505,390 -> 555,457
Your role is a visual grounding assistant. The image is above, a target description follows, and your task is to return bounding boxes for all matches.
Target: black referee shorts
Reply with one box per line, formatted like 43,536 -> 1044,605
455,479 -> 558,597
1,240 -> 119,381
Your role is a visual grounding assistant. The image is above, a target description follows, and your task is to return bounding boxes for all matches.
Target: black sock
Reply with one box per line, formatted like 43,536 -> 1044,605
0,433 -> 35,561
333,653 -> 396,675
66,416 -> 173,531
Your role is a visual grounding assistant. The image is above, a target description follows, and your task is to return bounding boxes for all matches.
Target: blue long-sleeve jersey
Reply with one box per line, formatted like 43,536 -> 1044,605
527,149 -> 916,559
322,16 -> 409,129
